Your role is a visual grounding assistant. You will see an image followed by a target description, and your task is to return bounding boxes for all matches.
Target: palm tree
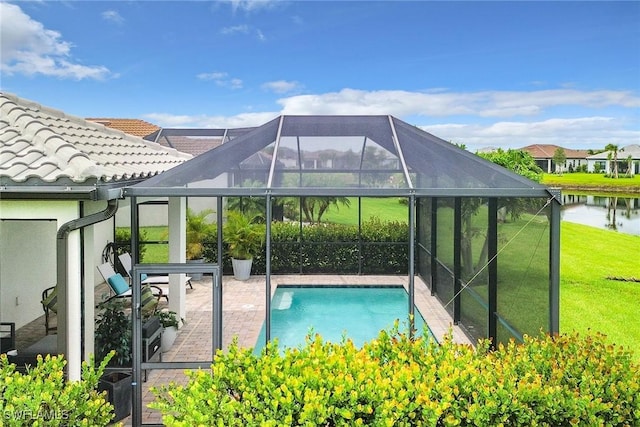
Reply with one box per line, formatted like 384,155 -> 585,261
282,196 -> 351,223
605,143 -> 620,179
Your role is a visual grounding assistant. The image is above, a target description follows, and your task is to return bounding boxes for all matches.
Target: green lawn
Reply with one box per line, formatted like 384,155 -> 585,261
560,222 -> 640,359
321,197 -> 409,224
137,226 -> 169,263
542,172 -> 640,191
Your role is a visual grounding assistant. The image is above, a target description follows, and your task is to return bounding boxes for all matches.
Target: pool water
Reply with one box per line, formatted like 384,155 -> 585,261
255,286 -> 432,351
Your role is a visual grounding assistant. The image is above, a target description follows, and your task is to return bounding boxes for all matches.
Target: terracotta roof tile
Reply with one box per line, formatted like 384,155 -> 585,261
86,118 -> 160,138
156,135 -> 225,156
0,92 -> 191,184
520,144 -> 589,159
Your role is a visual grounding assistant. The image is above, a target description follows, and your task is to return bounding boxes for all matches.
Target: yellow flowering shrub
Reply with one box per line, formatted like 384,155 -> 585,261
0,353 -> 115,426
151,329 -> 639,426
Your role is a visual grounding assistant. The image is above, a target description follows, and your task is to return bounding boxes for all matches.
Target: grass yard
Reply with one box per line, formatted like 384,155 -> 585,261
542,172 -> 640,191
560,221 -> 640,360
321,197 -> 408,225
138,226 -> 169,263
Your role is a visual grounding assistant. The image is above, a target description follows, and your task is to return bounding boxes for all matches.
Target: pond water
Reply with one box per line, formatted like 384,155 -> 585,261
561,193 -> 640,236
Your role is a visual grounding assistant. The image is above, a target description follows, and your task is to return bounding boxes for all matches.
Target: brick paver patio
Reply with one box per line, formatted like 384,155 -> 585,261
10,274 -> 471,426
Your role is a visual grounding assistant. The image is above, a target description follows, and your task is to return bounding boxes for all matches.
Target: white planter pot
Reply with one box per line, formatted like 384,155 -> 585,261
161,326 -> 178,353
187,258 -> 205,280
231,258 -> 253,281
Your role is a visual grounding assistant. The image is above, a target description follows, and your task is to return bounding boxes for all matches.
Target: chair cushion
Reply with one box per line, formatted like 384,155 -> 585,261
141,285 -> 158,318
41,288 -> 58,313
107,273 -> 129,296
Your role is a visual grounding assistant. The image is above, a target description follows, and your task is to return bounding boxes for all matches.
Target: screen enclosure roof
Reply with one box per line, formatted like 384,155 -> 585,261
125,115 -> 551,198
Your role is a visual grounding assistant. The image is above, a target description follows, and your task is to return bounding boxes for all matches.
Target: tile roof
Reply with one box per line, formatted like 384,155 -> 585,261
520,144 -> 589,159
156,135 -> 225,156
0,92 -> 191,185
86,118 -> 160,138
587,144 -> 640,159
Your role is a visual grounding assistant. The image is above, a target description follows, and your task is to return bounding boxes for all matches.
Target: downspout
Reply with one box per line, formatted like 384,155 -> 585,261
57,198 -> 118,380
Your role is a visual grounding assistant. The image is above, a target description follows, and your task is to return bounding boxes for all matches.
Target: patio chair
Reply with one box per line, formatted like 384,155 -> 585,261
118,253 -> 193,290
96,262 -> 167,305
41,286 -> 58,335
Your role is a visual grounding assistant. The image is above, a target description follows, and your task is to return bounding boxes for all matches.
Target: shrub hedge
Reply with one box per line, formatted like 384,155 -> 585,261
151,329 -> 639,426
202,218 -> 409,275
0,353 -> 115,426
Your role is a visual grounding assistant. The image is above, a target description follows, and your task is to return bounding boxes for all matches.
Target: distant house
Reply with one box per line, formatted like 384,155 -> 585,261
1,92 -> 190,379
586,144 -> 640,176
150,127 -> 255,156
86,117 -> 161,139
520,144 -> 590,173
87,121 -> 258,158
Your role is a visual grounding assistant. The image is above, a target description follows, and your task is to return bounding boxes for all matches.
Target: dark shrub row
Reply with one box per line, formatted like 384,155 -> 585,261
202,218 -> 410,275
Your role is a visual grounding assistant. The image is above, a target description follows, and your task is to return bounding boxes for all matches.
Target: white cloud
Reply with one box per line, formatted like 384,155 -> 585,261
220,25 -> 249,35
142,87 -> 639,150
196,71 -> 243,89
277,88 -> 640,118
228,0 -> 281,13
229,78 -> 243,89
0,2 -> 112,80
144,111 -> 278,128
261,80 -> 303,94
220,24 -> 266,41
102,10 -> 124,25
197,71 -> 228,81
423,117 -> 640,151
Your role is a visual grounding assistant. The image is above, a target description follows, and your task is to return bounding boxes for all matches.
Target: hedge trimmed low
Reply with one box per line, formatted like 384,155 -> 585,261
151,328 -> 639,426
202,218 -> 410,275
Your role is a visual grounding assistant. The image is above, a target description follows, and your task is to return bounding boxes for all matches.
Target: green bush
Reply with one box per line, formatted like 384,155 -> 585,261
115,228 -> 148,261
151,330 -> 639,426
203,218 -> 410,275
0,353 -> 115,426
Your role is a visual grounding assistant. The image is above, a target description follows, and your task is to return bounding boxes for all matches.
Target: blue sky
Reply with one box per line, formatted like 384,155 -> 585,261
1,1 -> 639,151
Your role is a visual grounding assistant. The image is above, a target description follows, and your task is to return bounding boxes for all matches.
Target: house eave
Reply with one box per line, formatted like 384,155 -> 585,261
0,185 -> 98,200
0,179 -> 146,201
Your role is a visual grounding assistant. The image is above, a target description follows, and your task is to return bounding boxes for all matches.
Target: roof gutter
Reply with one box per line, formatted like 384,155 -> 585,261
56,199 -> 118,380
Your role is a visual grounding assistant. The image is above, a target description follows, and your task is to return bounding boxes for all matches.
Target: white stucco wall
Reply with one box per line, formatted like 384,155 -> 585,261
84,200 -> 116,286
0,200 -> 78,329
115,196 -> 219,228
0,200 -> 119,328
115,197 -> 169,227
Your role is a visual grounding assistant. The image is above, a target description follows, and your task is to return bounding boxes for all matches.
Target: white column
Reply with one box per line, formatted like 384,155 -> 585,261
83,226 -> 95,360
168,197 -> 186,321
66,230 -> 82,381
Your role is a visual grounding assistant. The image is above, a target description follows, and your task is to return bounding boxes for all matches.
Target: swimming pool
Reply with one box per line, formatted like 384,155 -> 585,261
255,285 -> 433,351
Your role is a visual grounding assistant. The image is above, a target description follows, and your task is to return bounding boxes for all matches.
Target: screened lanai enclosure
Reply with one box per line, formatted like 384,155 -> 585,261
123,115 -> 560,423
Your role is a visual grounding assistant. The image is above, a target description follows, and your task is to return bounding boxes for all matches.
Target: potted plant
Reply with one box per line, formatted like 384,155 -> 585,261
223,211 -> 264,280
186,208 -> 216,280
94,295 -> 162,421
94,298 -> 132,422
157,309 -> 185,352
